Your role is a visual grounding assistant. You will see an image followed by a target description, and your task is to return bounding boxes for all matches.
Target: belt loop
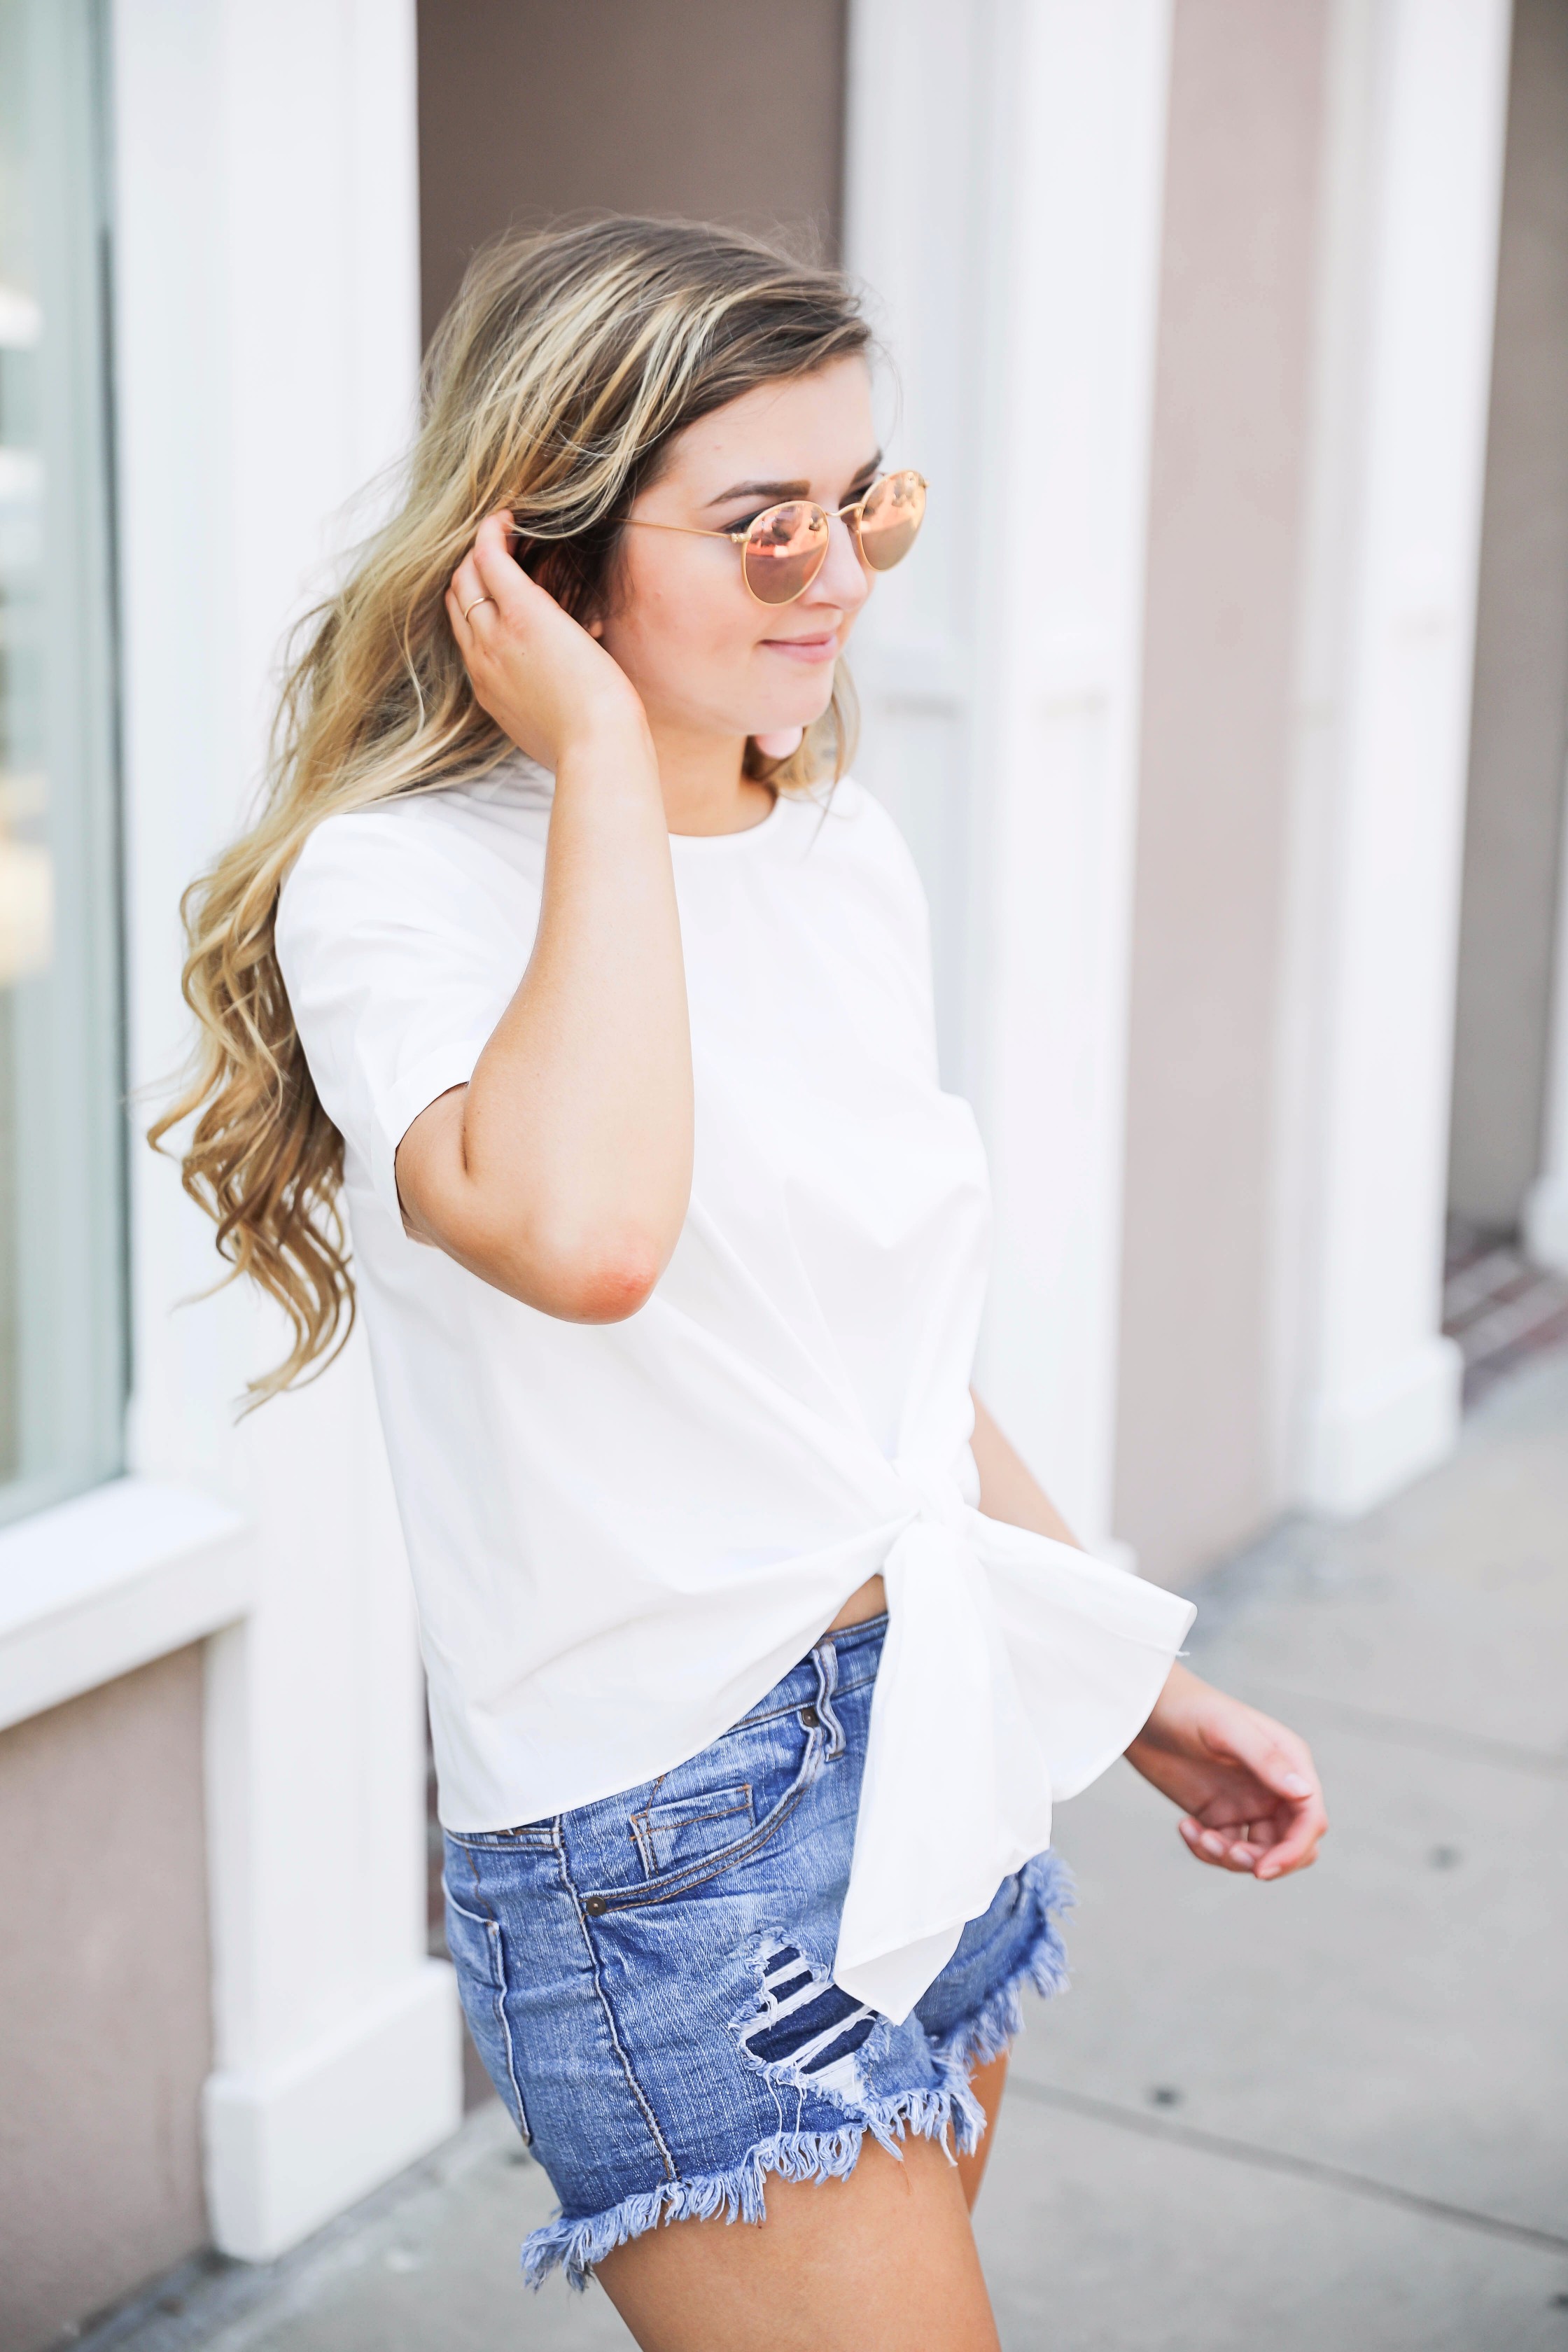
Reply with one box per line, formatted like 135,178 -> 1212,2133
812,1637 -> 847,1760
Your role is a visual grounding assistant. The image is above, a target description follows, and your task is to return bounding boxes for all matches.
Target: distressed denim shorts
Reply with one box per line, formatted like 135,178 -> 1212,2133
441,1613 -> 1072,2289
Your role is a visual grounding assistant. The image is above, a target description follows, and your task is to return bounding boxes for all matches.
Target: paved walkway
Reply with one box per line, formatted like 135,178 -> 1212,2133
85,1352 -> 1568,2351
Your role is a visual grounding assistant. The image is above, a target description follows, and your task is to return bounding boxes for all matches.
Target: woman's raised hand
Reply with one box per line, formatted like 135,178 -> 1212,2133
447,511 -> 649,770
401,509 -> 691,1326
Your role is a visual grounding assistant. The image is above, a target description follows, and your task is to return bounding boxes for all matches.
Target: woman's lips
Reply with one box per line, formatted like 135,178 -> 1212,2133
760,631 -> 839,664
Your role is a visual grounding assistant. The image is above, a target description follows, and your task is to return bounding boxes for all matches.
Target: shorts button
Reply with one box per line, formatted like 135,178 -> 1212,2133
584,1895 -> 608,1917
799,1704 -> 820,1729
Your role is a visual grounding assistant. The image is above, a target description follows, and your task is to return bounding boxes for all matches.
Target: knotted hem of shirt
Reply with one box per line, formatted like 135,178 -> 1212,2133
830,1484 -> 1196,2025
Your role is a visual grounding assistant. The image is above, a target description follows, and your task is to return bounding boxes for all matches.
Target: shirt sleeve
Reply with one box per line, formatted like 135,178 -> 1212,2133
275,808 -> 535,1223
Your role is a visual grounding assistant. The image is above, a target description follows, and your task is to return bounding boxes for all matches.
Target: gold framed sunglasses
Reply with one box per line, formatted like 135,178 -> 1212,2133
624,468 -> 927,607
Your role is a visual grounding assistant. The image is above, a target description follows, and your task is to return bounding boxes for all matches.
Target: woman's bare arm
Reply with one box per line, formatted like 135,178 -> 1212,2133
969,1391 -> 1080,1545
394,513 -> 693,1322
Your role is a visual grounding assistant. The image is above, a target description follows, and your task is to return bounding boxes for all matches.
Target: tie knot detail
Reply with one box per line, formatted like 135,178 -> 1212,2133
890,1456 -> 968,1533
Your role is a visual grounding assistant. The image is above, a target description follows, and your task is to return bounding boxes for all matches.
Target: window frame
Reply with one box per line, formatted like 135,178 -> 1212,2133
0,0 -> 127,1529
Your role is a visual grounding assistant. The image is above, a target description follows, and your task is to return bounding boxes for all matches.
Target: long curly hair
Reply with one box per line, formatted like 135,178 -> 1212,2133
150,216 -> 870,1404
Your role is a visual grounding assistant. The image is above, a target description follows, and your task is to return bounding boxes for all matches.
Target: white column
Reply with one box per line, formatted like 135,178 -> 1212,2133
1278,0 -> 1513,1516
112,0 -> 462,2262
846,0 -> 1172,1554
841,0 -> 995,1082
1524,777 -> 1568,1270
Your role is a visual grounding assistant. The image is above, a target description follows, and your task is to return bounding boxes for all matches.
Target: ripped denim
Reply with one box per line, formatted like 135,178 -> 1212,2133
441,1613 -> 1072,2290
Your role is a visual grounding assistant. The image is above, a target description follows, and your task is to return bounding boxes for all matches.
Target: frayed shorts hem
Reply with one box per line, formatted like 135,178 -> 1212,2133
523,2103 -> 952,2292
522,1855 -> 1072,2292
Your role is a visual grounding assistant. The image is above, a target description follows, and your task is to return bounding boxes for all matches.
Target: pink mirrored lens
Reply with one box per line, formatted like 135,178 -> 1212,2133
742,503 -> 830,605
856,470 -> 926,572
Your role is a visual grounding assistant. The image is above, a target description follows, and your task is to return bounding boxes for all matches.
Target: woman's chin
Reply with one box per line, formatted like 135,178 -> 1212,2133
745,688 -> 837,744
752,726 -> 806,760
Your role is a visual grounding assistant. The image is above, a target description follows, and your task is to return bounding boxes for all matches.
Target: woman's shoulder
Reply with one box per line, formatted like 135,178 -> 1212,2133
780,774 -> 906,855
280,760 -> 550,919
276,772 -> 550,1001
781,776 -> 928,913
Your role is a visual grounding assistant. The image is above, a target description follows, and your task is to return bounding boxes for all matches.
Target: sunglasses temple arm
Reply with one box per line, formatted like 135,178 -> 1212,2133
624,518 -> 741,543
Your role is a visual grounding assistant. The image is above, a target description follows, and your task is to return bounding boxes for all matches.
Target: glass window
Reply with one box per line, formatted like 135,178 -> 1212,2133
0,0 -> 125,1526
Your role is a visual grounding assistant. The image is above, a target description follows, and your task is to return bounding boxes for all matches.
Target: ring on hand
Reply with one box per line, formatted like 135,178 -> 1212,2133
463,594 -> 495,622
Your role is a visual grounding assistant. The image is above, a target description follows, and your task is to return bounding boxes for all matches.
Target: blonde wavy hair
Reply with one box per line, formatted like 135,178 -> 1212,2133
151,216 -> 871,1404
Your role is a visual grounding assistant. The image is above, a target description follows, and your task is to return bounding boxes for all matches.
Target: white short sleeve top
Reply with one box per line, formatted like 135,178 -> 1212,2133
276,758 -> 1194,2022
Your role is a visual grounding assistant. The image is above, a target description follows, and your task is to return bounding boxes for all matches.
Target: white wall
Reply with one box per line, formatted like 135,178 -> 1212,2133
110,0 -> 461,2261
1276,0 -> 1513,1515
846,0 -> 1172,1556
1529,785 -> 1568,1270
850,0 -> 1514,1556
1452,0 -> 1568,1238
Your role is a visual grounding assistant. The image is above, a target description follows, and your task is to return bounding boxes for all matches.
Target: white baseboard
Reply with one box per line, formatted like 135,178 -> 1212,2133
204,1959 -> 464,2262
1524,1173 -> 1568,1275
1301,1334 -> 1462,1519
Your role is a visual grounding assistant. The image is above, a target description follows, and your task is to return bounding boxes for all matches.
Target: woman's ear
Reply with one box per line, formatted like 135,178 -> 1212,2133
587,616 -> 606,640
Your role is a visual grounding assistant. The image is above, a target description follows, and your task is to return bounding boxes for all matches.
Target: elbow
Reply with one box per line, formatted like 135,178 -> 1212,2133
440,1200 -> 675,1322
520,1220 -> 667,1323
556,1242 -> 664,1324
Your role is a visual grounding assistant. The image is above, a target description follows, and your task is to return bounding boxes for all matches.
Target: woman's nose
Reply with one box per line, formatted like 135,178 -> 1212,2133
809,511 -> 872,611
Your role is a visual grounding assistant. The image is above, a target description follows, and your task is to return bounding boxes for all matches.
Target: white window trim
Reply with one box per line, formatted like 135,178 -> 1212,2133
0,1476 -> 249,1732
99,0 -> 461,2262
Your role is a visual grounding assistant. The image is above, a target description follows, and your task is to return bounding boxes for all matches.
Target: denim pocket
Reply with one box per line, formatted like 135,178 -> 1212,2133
442,1878 -> 531,2141
629,1779 -> 755,1877
573,1702 -> 825,1911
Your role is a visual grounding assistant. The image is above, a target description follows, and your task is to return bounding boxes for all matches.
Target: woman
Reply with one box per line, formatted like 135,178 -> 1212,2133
160,218 -> 1326,2349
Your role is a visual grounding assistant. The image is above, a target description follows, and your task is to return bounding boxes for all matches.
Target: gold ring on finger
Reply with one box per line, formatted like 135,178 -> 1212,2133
463,595 -> 496,622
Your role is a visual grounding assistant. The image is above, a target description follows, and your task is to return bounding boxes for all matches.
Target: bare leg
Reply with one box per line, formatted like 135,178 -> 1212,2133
955,2052 -> 1009,2213
594,2127 -> 1001,2352
592,2051 -> 1014,2351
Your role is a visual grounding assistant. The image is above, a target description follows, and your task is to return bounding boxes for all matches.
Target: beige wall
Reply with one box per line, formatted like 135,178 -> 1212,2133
0,1648 -> 210,2352
1114,0 -> 1329,1586
1449,0 -> 1568,1233
417,0 -> 847,342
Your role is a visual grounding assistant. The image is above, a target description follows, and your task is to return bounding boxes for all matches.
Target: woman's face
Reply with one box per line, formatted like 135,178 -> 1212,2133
595,356 -> 878,746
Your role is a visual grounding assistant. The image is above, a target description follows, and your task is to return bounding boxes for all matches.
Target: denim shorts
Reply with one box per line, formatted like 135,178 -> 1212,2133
441,1613 -> 1072,2289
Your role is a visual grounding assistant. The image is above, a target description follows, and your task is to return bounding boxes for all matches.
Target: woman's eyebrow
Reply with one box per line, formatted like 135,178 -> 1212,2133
704,454 -> 883,510
706,478 -> 809,507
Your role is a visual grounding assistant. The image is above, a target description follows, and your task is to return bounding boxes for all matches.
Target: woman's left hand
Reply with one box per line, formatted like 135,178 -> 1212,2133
1125,1664 -> 1328,1882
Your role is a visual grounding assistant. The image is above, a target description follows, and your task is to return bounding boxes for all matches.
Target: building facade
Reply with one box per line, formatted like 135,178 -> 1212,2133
2,1 -> 1562,2340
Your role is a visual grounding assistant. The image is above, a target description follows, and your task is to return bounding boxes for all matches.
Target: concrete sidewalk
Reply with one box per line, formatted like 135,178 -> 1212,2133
84,1352 -> 1568,2351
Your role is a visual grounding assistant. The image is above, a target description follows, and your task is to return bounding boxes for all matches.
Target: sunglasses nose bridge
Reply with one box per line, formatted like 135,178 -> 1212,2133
823,503 -> 868,570
792,510 -> 872,615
